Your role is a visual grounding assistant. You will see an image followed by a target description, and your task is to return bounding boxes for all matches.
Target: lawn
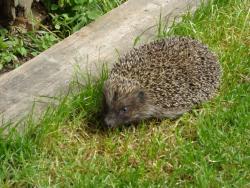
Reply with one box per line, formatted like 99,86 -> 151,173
0,0 -> 249,187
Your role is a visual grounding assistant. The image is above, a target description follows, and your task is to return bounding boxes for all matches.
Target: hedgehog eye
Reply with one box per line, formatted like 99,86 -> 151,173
120,107 -> 128,113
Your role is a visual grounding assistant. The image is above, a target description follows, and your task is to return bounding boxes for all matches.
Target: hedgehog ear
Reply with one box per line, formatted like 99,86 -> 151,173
137,91 -> 145,102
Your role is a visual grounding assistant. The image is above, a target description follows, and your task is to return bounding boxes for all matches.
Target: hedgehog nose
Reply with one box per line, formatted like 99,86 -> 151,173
104,117 -> 116,128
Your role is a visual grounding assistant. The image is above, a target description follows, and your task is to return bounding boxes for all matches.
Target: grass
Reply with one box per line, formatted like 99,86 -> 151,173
0,0 -> 250,187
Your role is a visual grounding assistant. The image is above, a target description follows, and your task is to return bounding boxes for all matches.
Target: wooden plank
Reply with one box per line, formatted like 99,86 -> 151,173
0,0 -> 202,129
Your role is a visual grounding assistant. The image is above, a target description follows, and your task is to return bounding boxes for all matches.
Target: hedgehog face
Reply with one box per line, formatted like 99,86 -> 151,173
103,87 -> 147,128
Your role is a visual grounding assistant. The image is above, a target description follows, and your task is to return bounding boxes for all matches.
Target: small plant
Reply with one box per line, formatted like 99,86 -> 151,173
0,28 -> 59,72
0,29 -> 27,71
43,0 -> 125,37
26,31 -> 59,56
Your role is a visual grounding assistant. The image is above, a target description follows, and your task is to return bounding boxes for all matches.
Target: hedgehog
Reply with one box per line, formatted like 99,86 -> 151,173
103,36 -> 221,128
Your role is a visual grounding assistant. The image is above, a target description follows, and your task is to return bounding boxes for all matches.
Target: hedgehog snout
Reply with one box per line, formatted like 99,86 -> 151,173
104,114 -> 117,128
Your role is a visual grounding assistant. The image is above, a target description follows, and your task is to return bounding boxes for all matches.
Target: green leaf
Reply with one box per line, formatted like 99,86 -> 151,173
3,54 -> 14,63
74,0 -> 85,5
72,17 -> 87,32
17,47 -> 27,56
31,51 -> 39,56
0,63 -> 3,70
62,13 -> 70,20
55,24 -> 61,30
0,38 -> 8,49
58,0 -> 65,7
86,9 -> 101,20
51,4 -> 59,11
0,28 -> 8,38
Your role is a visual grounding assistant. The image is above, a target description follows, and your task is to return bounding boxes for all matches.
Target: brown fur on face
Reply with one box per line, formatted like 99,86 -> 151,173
103,76 -> 155,128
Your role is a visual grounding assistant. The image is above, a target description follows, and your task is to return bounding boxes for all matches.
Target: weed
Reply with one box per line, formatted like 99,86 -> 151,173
43,0 -> 126,37
0,29 -> 27,70
0,28 -> 59,72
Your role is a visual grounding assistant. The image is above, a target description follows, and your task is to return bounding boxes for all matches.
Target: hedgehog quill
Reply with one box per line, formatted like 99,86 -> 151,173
103,37 -> 221,128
